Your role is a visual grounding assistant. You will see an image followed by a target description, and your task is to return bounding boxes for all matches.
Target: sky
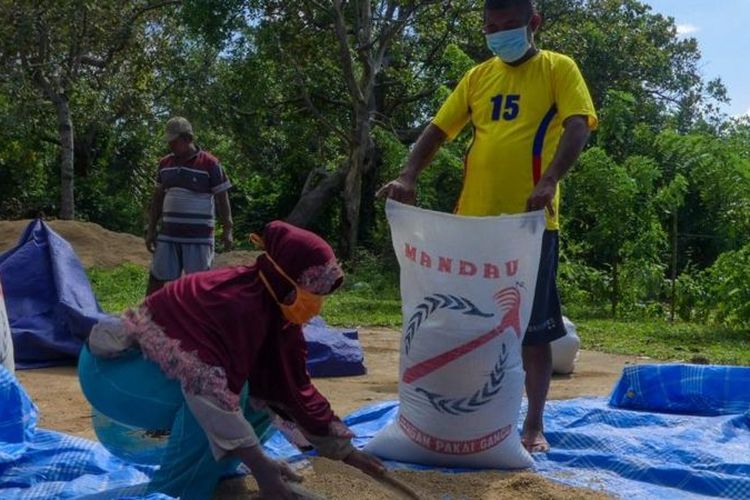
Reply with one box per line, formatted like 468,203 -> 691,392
646,0 -> 750,118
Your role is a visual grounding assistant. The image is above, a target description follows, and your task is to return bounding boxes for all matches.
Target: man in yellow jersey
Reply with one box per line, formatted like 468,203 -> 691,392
378,0 -> 597,453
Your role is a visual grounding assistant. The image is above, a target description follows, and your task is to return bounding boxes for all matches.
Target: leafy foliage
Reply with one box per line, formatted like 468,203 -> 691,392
1,0 -> 749,329
698,245 -> 750,328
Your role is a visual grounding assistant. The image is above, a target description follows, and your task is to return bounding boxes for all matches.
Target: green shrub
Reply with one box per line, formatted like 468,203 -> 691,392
698,244 -> 750,328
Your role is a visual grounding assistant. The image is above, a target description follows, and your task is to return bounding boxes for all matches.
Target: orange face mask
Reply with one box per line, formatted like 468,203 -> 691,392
253,235 -> 325,325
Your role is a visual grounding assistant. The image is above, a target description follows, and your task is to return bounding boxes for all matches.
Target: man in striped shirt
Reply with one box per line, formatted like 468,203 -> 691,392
145,117 -> 234,295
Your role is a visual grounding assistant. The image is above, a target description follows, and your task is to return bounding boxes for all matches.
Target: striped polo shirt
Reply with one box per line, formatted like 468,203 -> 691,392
156,148 -> 231,245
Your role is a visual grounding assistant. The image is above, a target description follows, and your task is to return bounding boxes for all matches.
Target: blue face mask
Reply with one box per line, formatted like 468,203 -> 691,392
486,26 -> 531,63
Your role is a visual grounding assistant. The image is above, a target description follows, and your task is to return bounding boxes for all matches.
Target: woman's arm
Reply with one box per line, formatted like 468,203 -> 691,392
183,391 -> 300,498
256,329 -> 386,477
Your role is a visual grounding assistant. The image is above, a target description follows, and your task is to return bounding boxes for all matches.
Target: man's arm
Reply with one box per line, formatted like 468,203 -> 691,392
526,115 -> 591,214
145,185 -> 165,253
215,190 -> 234,251
377,124 -> 448,204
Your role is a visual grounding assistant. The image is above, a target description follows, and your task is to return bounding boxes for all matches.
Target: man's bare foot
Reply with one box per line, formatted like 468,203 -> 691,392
522,430 -> 550,453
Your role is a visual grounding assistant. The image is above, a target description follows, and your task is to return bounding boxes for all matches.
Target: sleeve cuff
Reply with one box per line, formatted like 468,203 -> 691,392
561,112 -> 598,131
183,390 -> 259,461
304,433 -> 356,460
88,316 -> 135,357
430,120 -> 457,141
302,420 -> 355,460
212,180 -> 232,194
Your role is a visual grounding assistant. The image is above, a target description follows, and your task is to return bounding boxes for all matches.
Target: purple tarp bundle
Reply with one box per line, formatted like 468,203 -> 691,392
0,220 -> 105,369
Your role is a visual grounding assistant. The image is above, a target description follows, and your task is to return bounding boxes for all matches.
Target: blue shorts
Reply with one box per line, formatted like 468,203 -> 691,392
523,230 -> 566,346
150,241 -> 213,281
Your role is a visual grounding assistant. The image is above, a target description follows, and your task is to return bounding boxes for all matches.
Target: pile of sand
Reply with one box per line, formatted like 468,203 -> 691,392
0,219 -> 258,269
216,457 -> 609,500
0,219 -> 151,269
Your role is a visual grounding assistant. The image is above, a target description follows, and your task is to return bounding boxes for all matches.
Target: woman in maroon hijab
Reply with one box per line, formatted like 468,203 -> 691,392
79,221 -> 384,499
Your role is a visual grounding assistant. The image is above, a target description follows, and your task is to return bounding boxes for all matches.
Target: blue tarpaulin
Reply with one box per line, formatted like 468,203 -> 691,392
265,364 -> 750,499
610,363 -> 750,416
0,366 -> 169,499
2,359 -> 749,499
0,220 -> 106,369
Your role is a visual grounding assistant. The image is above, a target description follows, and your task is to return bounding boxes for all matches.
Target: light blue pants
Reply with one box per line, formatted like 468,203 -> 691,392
150,240 -> 213,281
78,346 -> 271,500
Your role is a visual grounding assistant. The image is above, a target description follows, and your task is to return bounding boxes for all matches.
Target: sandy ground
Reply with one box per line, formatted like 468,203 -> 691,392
219,457 -> 611,500
16,328 -> 645,499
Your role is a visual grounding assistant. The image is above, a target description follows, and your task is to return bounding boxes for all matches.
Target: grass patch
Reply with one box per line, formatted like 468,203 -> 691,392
85,262 -> 404,326
323,259 -> 402,328
88,264 -> 146,313
324,293 -> 402,328
86,264 -> 750,366
577,318 -> 750,366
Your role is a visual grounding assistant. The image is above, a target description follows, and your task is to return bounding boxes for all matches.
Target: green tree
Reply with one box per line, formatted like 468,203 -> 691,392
538,0 -> 728,128
0,0 -> 179,219
564,147 -> 665,315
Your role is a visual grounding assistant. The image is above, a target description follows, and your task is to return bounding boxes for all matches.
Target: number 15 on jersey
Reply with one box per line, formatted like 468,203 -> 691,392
490,94 -> 520,121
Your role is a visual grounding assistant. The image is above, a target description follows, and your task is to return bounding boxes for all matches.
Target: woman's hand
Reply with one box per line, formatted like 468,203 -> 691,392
343,449 -> 387,478
253,457 -> 303,499
235,445 -> 302,499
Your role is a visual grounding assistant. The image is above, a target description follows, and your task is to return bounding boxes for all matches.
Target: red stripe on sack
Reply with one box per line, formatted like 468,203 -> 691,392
403,286 -> 523,383
402,325 -> 504,384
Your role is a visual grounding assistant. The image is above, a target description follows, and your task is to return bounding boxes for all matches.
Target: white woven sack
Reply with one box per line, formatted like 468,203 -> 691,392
0,280 -> 14,373
551,317 -> 580,375
366,201 -> 545,468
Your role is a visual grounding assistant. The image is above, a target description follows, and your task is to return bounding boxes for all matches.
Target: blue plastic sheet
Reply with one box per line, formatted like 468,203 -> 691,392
0,364 -> 35,462
0,366 -> 170,499
535,397 -> 750,499
265,365 -> 750,499
0,220 -> 107,369
304,317 -> 366,378
610,364 -> 750,416
4,352 -> 749,499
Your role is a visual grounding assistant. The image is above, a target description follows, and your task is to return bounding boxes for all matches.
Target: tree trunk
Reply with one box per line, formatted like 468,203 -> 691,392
340,101 -> 375,259
341,144 -> 365,259
358,142 -> 383,248
53,94 -> 75,220
285,167 -> 347,228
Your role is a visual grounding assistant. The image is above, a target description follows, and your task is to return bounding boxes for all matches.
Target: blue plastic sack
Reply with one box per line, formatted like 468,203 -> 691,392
610,364 -> 750,416
0,220 -> 107,369
304,317 -> 366,377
